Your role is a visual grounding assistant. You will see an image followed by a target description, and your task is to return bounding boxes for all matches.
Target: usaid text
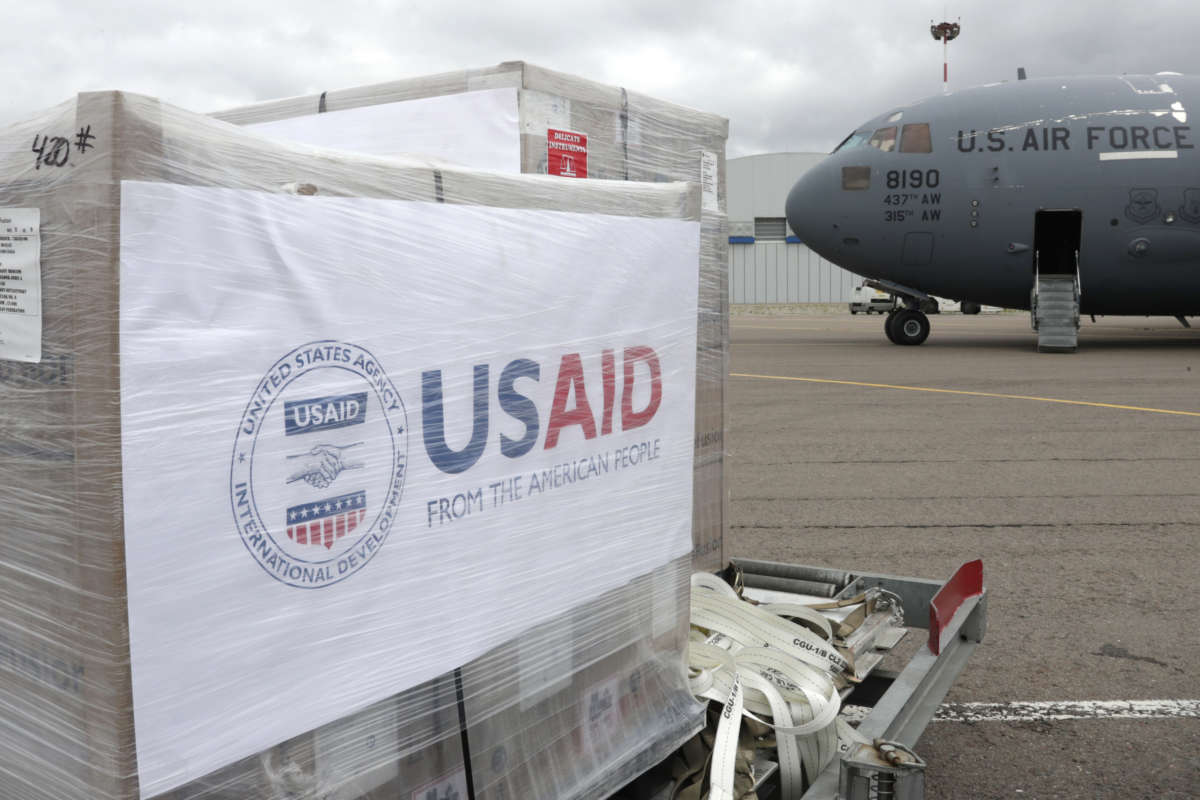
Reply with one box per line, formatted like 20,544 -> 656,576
422,346 -> 665,474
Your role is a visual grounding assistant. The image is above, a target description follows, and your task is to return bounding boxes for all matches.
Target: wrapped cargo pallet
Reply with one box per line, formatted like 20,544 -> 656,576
0,92 -> 704,800
212,61 -> 729,572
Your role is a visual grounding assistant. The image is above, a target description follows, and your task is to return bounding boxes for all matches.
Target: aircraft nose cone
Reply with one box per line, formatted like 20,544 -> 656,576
785,162 -> 836,256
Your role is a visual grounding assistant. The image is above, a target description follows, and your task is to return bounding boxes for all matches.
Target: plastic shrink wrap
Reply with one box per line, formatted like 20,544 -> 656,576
0,91 -> 707,799
213,61 -> 729,572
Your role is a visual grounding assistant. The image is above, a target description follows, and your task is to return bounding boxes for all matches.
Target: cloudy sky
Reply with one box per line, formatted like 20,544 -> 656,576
6,1 -> 1198,157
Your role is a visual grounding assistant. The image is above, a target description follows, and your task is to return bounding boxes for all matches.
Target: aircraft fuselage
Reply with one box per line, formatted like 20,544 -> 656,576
786,75 -> 1200,315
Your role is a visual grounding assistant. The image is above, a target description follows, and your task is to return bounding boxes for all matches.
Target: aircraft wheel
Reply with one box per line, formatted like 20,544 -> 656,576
892,309 -> 930,345
884,310 -> 900,343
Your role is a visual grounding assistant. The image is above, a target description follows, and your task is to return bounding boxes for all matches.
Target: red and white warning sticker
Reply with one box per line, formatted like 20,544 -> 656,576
547,128 -> 588,178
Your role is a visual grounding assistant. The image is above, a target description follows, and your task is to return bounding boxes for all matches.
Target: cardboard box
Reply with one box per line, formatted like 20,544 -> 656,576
0,91 -> 702,800
214,61 -> 729,572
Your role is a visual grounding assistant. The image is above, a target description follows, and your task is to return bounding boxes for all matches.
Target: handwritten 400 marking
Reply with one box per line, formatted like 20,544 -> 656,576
30,126 -> 97,170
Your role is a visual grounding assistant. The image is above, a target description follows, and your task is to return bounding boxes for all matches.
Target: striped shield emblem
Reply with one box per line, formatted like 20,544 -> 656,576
286,490 -> 367,549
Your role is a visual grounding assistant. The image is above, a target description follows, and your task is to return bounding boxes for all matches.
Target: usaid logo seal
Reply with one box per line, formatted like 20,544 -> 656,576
230,341 -> 407,588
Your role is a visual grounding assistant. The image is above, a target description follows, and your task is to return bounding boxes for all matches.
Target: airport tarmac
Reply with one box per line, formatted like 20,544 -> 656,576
726,310 -> 1200,799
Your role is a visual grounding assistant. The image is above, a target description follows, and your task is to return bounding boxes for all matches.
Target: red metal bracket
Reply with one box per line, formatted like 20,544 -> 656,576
928,560 -> 983,655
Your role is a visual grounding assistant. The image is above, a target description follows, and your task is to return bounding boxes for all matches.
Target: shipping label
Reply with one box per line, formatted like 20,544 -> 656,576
0,208 -> 41,363
701,151 -> 719,212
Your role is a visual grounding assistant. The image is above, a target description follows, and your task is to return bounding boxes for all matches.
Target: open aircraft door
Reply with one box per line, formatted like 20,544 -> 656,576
1031,210 -> 1083,352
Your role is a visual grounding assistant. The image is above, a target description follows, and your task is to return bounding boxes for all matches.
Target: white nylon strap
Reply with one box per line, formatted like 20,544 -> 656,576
688,573 -> 871,800
690,648 -> 839,736
691,587 -> 852,674
691,574 -> 834,642
692,571 -> 741,598
695,670 -> 812,800
741,671 -> 804,800
733,648 -> 840,734
759,602 -> 834,641
707,672 -> 744,800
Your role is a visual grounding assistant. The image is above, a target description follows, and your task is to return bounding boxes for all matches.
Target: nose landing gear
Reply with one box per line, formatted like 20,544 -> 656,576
863,279 -> 941,345
885,308 -> 931,346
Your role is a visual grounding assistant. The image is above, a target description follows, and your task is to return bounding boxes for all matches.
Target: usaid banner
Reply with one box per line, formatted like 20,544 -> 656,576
118,182 -> 698,797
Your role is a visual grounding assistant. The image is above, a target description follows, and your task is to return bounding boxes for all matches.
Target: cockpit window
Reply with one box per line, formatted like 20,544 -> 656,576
834,131 -> 871,153
900,123 -> 932,153
867,126 -> 898,152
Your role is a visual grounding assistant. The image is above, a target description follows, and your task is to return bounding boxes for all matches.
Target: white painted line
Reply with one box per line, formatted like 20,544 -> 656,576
842,699 -> 1200,724
1098,151 -> 1179,161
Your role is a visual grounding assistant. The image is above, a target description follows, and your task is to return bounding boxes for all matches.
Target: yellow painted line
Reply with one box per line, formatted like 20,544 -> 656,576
731,324 -> 837,332
730,320 -> 1197,338
731,372 -> 1200,418
735,325 -> 1036,338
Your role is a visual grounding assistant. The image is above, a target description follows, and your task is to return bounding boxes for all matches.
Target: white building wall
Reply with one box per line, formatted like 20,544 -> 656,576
729,243 -> 858,303
728,152 -> 862,304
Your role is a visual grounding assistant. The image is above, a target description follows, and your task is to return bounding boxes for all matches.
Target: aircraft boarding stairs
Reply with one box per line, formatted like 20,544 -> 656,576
1031,252 -> 1081,353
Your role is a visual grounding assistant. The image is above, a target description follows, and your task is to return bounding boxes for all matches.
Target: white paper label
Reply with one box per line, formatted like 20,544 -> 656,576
700,151 -> 719,212
118,182 -> 698,798
0,208 -> 41,363
580,676 -> 622,754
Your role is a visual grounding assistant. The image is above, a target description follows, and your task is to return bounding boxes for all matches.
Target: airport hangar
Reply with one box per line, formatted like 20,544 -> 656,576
728,152 -> 860,305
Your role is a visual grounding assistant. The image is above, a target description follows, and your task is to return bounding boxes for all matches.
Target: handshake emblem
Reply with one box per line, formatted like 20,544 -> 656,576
286,442 -> 365,489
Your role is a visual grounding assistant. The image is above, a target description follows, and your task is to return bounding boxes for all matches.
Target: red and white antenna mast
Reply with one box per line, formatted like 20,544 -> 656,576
930,19 -> 961,93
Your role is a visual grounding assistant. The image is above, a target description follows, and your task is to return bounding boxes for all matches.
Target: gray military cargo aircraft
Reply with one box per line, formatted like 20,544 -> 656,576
785,73 -> 1200,351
